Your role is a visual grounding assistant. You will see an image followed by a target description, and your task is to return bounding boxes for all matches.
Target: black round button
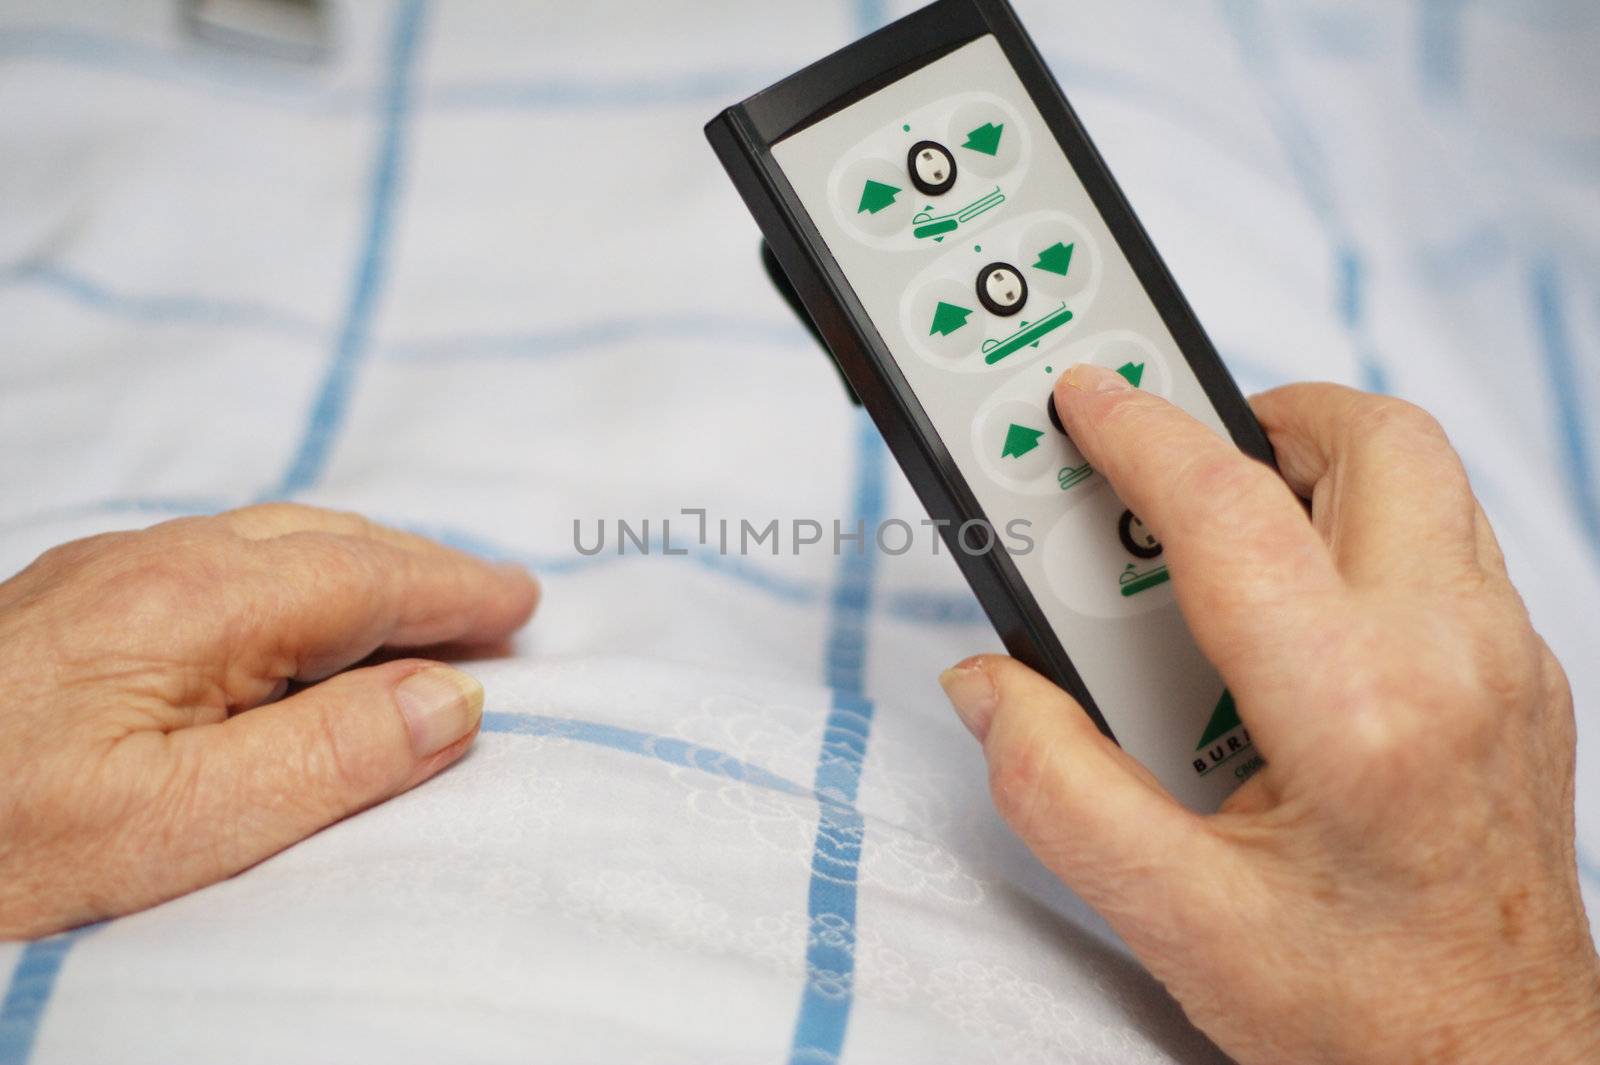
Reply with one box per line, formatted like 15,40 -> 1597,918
907,140 -> 957,196
1118,509 -> 1163,560
1047,392 -> 1067,436
976,262 -> 1027,317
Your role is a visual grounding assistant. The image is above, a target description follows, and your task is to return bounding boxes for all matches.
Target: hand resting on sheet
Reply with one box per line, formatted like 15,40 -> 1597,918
0,504 -> 539,938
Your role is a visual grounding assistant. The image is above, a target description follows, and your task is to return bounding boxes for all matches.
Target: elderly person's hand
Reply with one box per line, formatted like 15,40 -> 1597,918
0,505 -> 538,939
941,371 -> 1600,1065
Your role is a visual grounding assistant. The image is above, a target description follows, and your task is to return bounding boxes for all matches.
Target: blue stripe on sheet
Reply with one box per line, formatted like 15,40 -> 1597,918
482,712 -> 826,805
0,926 -> 98,1065
0,26 -> 782,114
425,70 -> 778,111
0,26 -> 359,110
0,261 -> 321,339
1417,0 -> 1465,103
854,0 -> 888,36
1337,247 -> 1391,394
0,258 -> 811,362
383,314 -> 809,362
789,413 -> 887,1065
1217,0 -> 1392,396
1531,259 -> 1600,558
274,0 -> 426,498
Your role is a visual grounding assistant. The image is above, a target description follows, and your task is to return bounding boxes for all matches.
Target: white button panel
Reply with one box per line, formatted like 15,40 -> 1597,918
770,35 -> 1253,811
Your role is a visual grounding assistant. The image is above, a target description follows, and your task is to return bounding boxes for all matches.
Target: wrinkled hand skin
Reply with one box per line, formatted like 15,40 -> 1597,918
941,373 -> 1600,1065
0,505 -> 539,939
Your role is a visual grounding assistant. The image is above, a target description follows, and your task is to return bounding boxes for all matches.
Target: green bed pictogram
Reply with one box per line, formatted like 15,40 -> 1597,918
981,303 -> 1073,365
912,186 -> 1005,240
1119,562 -> 1170,597
1057,463 -> 1092,491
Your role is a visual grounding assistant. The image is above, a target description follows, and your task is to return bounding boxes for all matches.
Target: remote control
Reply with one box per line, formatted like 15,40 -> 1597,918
706,0 -> 1275,811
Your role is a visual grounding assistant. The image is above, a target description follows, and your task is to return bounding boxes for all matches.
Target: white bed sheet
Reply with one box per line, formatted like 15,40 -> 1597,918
2,1 -> 1598,1062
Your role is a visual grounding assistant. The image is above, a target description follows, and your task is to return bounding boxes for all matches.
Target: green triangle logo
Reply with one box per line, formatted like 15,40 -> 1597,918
1196,690 -> 1242,750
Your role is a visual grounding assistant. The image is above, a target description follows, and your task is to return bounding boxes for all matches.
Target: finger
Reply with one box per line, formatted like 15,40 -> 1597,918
231,531 -> 538,686
1249,384 -> 1486,585
216,502 -> 471,558
1053,365 -> 1341,679
940,655 -> 1222,925
165,660 -> 483,884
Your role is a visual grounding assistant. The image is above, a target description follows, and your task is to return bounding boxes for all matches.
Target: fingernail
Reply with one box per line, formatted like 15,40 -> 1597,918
939,659 -> 998,741
1063,363 -> 1131,394
395,666 -> 483,758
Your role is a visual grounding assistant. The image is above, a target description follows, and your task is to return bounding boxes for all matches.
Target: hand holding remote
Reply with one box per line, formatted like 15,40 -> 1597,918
941,367 -> 1600,1065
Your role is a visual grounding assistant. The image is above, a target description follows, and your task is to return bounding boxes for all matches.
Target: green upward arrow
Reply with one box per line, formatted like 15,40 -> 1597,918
1116,361 -> 1146,388
1033,241 -> 1074,276
1196,690 -> 1242,750
1001,423 -> 1045,459
962,121 -> 1004,156
857,179 -> 901,215
929,301 -> 973,337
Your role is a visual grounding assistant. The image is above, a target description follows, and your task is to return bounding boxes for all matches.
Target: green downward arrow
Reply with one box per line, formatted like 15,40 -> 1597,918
1001,423 -> 1044,459
1033,241 -> 1074,276
1117,361 -> 1146,388
929,301 -> 973,337
962,121 -> 1004,156
857,179 -> 901,215
1196,690 -> 1242,750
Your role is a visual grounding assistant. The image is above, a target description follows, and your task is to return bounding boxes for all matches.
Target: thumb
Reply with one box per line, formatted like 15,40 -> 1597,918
941,655 -> 1220,926
172,659 -> 483,874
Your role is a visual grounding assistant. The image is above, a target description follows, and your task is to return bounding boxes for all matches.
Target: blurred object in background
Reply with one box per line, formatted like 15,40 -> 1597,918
183,0 -> 333,62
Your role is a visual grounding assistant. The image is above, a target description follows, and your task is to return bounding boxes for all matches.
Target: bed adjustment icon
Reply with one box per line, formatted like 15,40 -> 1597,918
1118,509 -> 1170,598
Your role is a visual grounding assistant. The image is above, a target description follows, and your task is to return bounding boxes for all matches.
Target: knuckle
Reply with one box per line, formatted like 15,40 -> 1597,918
101,550 -> 215,613
1337,689 -> 1429,767
311,702 -> 400,801
223,502 -> 323,539
30,531 -> 133,575
1350,394 -> 1447,445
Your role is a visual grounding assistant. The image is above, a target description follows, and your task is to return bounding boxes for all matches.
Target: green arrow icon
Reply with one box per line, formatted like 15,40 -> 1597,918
929,301 -> 973,337
962,121 -> 1004,156
1001,423 -> 1044,459
1196,690 -> 1242,750
857,179 -> 901,215
1033,241 -> 1074,276
1116,361 -> 1146,388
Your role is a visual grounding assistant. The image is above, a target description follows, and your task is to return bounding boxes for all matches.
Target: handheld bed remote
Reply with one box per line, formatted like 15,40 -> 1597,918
706,0 -> 1275,811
